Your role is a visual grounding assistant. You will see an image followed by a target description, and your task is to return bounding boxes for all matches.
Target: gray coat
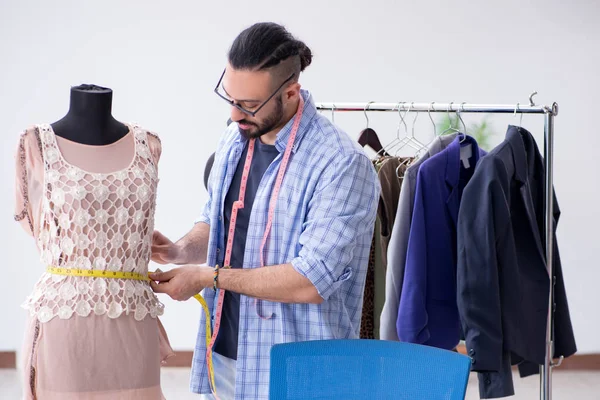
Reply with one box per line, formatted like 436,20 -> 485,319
379,133 -> 457,341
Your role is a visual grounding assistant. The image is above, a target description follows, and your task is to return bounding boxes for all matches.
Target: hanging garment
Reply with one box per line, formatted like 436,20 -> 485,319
376,157 -> 412,338
397,134 -> 485,350
360,158 -> 387,339
377,157 -> 412,266
380,134 -> 457,341
457,126 -> 576,399
360,216 -> 384,339
360,157 -> 410,339
14,124 -> 174,400
360,221 -> 377,339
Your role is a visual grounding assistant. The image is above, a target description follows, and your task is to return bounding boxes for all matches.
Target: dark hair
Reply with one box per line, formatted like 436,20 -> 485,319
228,22 -> 312,80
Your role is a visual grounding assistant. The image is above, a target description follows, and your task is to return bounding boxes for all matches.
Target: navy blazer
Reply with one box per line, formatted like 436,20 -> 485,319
457,126 -> 576,398
397,135 -> 486,349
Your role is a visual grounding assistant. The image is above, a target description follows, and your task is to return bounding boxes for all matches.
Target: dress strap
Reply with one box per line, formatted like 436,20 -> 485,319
132,123 -> 161,168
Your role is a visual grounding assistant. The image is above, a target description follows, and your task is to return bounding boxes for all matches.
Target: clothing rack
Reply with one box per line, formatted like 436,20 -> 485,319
315,98 -> 560,400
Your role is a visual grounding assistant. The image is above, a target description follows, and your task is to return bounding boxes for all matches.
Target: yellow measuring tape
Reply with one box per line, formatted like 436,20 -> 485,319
46,266 -> 217,395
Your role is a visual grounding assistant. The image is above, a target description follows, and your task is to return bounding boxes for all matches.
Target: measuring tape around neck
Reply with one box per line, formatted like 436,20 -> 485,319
206,96 -> 305,395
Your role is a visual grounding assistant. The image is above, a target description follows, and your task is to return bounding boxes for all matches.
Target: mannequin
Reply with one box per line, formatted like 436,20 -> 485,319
51,84 -> 129,145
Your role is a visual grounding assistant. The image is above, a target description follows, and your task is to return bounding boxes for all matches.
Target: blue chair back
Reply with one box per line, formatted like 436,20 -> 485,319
269,339 -> 470,400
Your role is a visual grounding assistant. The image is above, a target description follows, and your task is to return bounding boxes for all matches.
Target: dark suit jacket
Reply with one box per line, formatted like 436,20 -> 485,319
398,135 -> 485,349
457,125 -> 576,398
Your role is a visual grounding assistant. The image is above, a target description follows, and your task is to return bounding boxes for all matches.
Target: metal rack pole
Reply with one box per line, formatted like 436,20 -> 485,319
315,102 -> 549,114
315,100 -> 559,400
541,103 -> 560,400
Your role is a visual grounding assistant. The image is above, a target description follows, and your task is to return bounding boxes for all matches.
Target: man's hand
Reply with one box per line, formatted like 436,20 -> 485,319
150,223 -> 210,266
151,231 -> 180,265
149,265 -> 212,301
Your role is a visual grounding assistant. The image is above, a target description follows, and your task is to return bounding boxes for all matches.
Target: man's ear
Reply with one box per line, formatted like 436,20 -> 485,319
283,82 -> 301,102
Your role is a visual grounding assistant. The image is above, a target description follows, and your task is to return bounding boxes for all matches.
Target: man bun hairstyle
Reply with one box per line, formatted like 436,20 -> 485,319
228,22 -> 312,81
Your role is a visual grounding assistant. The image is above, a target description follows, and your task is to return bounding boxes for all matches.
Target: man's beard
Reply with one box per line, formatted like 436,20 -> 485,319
238,97 -> 284,140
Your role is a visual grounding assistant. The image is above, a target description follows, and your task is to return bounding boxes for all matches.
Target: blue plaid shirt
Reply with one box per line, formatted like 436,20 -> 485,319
191,90 -> 380,399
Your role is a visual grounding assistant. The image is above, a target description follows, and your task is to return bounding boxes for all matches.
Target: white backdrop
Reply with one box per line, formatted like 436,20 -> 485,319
1,0 -> 599,361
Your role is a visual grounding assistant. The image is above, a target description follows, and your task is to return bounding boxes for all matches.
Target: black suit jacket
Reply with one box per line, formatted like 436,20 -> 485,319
457,126 -> 576,398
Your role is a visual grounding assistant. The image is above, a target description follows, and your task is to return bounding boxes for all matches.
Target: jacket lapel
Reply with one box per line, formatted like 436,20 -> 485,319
507,126 -> 546,262
445,135 -> 483,228
445,138 -> 461,229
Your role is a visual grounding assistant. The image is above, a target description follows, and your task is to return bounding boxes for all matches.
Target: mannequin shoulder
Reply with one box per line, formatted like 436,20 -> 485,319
144,129 -> 162,163
146,130 -> 161,145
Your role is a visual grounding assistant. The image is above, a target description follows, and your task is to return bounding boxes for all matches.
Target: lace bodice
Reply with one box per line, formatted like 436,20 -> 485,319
18,123 -> 164,323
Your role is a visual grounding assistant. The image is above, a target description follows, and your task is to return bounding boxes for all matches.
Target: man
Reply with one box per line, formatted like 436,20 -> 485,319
150,22 -> 380,399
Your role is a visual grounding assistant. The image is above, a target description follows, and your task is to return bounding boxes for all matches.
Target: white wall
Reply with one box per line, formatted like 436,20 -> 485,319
1,0 -> 599,359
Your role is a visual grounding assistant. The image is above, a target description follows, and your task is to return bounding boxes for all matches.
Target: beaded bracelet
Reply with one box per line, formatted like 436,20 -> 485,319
212,265 -> 220,291
212,265 -> 231,291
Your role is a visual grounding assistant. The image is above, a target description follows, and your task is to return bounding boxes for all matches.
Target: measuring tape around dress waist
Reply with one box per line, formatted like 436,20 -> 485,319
45,97 -> 305,398
45,266 -> 216,394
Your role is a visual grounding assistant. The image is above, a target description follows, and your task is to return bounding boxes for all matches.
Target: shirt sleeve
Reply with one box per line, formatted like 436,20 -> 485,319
291,152 -> 380,301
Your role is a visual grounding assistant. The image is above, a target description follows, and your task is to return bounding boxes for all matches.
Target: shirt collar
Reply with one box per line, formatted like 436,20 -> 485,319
445,134 -> 483,188
506,124 -> 539,184
234,89 -> 317,154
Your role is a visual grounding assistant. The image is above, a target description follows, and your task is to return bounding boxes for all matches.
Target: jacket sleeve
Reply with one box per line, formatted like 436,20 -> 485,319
457,159 -> 510,372
397,170 -> 430,343
380,174 -> 413,341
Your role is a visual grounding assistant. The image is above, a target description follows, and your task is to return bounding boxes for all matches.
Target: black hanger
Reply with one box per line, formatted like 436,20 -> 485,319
358,102 -> 390,157
358,127 -> 390,157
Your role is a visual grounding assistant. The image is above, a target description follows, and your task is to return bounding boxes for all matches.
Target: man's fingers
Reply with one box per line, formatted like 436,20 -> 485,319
151,243 -> 169,255
151,242 -> 177,264
151,256 -> 168,265
149,268 -> 177,282
150,280 -> 171,294
152,231 -> 172,246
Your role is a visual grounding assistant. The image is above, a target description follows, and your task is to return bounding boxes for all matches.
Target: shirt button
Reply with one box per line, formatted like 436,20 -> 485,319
218,215 -> 222,221
216,248 -> 221,253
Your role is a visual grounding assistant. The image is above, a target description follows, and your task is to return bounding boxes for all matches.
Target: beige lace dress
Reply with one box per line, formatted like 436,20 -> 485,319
14,123 -> 174,399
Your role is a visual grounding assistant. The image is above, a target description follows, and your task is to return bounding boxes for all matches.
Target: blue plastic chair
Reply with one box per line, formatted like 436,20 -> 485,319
269,339 -> 471,400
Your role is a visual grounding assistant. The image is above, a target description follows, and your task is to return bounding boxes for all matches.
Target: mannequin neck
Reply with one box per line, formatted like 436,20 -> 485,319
51,84 -> 129,145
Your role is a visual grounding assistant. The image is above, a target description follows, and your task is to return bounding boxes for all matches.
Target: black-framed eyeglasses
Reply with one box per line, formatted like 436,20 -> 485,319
214,69 -> 295,117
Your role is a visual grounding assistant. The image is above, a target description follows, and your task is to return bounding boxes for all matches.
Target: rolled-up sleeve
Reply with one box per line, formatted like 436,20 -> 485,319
195,195 -> 212,225
291,152 -> 380,301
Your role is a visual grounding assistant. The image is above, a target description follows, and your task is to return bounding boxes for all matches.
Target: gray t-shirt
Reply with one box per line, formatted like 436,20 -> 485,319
213,139 -> 279,360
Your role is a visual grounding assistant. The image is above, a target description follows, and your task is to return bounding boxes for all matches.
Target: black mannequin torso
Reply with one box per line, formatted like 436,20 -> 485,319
51,84 -> 129,145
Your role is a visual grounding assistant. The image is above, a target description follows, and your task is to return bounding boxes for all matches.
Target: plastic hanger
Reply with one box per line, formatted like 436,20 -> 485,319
357,101 -> 390,157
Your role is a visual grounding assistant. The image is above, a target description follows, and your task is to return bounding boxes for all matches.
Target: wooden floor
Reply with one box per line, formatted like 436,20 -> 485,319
1,368 -> 598,399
